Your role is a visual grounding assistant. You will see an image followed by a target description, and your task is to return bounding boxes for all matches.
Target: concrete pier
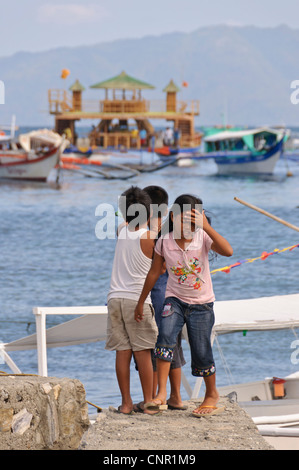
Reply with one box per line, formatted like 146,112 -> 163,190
79,396 -> 274,451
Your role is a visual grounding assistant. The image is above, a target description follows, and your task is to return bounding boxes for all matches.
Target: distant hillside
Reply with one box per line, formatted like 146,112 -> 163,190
1,24 -> 299,127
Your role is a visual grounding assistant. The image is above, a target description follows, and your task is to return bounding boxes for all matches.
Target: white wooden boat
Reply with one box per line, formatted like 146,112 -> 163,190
210,295 -> 299,449
218,374 -> 299,440
0,129 -> 67,182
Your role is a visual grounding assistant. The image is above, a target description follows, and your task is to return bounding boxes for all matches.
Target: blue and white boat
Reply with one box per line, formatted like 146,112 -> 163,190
204,127 -> 287,175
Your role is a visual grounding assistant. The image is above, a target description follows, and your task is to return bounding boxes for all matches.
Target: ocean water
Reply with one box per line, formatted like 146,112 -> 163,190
1,142 -> 299,411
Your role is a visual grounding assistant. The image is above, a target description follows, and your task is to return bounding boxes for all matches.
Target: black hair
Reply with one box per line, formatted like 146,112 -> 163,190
161,193 -> 216,261
162,193 -> 203,235
119,186 -> 151,226
143,185 -> 169,206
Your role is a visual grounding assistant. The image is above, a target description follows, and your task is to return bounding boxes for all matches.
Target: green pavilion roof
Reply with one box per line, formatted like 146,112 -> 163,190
90,71 -> 155,90
69,79 -> 85,92
163,79 -> 181,93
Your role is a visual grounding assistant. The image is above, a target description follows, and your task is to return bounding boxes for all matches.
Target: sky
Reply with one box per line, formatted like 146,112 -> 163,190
1,0 -> 299,57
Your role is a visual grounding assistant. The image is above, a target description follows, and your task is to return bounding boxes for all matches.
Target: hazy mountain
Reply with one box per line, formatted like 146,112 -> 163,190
0,24 -> 299,127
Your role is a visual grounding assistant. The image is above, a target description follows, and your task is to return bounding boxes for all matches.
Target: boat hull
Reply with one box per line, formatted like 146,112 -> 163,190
0,147 -> 60,181
156,145 -> 200,167
213,139 -> 284,175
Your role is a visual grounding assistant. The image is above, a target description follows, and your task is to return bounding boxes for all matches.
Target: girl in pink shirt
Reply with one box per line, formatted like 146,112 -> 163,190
135,194 -> 233,417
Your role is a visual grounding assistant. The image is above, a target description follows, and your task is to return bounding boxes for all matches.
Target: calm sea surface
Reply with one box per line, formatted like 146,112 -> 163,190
1,130 -> 299,410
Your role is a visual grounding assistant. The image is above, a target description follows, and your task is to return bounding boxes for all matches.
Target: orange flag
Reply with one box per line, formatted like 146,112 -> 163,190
61,69 -> 70,79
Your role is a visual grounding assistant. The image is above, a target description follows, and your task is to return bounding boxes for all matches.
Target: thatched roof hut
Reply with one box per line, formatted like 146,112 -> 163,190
90,71 -> 155,91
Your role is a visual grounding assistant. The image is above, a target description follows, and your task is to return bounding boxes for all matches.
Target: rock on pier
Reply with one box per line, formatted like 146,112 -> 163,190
0,375 -> 89,450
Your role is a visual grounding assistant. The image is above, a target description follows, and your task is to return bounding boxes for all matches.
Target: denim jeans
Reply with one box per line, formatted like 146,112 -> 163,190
154,296 -> 216,377
150,271 -> 169,329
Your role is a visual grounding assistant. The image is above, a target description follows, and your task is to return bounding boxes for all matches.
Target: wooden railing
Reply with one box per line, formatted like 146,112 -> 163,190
48,90 -> 72,113
89,131 -> 142,149
100,100 -> 149,113
144,100 -> 199,115
48,89 -> 200,116
180,133 -> 202,147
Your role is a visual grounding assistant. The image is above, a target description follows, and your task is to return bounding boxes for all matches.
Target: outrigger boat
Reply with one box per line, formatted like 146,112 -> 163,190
154,128 -> 289,174
203,127 -> 288,175
154,145 -> 201,167
0,128 -> 67,182
60,147 -> 180,179
60,153 -> 140,180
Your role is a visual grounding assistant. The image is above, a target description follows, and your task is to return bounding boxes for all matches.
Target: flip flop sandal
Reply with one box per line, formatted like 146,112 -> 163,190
144,399 -> 168,411
108,405 -> 133,415
192,405 -> 225,418
133,402 -> 144,413
167,403 -> 188,410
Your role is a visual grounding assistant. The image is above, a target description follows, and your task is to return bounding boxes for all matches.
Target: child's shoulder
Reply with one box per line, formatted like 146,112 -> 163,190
140,230 -> 156,258
154,233 -> 173,257
140,229 -> 156,241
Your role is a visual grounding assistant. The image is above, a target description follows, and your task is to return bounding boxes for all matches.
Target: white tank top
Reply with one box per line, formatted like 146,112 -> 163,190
108,226 -> 152,303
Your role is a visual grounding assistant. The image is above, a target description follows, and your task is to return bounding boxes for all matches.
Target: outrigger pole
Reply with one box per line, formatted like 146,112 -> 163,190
234,197 -> 299,233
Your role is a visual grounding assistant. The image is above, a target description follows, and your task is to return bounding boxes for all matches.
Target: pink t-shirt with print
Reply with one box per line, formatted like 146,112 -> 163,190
155,229 -> 215,305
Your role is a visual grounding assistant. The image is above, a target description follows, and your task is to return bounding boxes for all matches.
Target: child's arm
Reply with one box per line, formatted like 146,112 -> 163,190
135,251 -> 164,322
140,230 -> 156,259
187,209 -> 233,257
204,214 -> 233,257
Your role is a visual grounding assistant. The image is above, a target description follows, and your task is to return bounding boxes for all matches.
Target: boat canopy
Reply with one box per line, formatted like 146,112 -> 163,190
18,129 -> 65,152
4,294 -> 299,355
213,294 -> 299,334
0,134 -> 12,143
204,127 -> 286,153
204,127 -> 284,143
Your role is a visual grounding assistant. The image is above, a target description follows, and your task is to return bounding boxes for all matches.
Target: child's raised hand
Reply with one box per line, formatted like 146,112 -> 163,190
184,209 -> 209,230
184,208 -> 203,228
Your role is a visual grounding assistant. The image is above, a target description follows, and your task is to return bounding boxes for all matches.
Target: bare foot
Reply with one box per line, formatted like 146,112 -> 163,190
118,401 -> 133,414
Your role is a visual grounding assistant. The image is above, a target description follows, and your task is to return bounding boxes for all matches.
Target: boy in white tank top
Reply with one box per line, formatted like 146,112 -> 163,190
106,186 -> 159,415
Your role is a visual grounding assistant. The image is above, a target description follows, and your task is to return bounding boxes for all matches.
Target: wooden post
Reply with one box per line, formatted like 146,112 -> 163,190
166,92 -> 177,112
234,197 -> 299,233
72,90 -> 82,111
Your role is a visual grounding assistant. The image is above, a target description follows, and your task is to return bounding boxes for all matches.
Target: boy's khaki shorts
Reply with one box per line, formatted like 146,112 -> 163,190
105,298 -> 158,352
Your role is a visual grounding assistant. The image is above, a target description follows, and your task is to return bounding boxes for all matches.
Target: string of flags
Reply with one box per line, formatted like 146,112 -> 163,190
210,243 -> 299,275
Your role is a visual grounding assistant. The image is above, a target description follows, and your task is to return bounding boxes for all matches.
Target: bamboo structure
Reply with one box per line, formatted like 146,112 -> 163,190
48,71 -> 201,148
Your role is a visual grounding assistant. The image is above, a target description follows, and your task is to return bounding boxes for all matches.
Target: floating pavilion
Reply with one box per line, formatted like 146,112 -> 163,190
48,71 -> 200,149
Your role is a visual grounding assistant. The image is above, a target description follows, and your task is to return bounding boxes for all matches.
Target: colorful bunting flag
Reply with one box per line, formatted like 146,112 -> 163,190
210,243 -> 299,275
